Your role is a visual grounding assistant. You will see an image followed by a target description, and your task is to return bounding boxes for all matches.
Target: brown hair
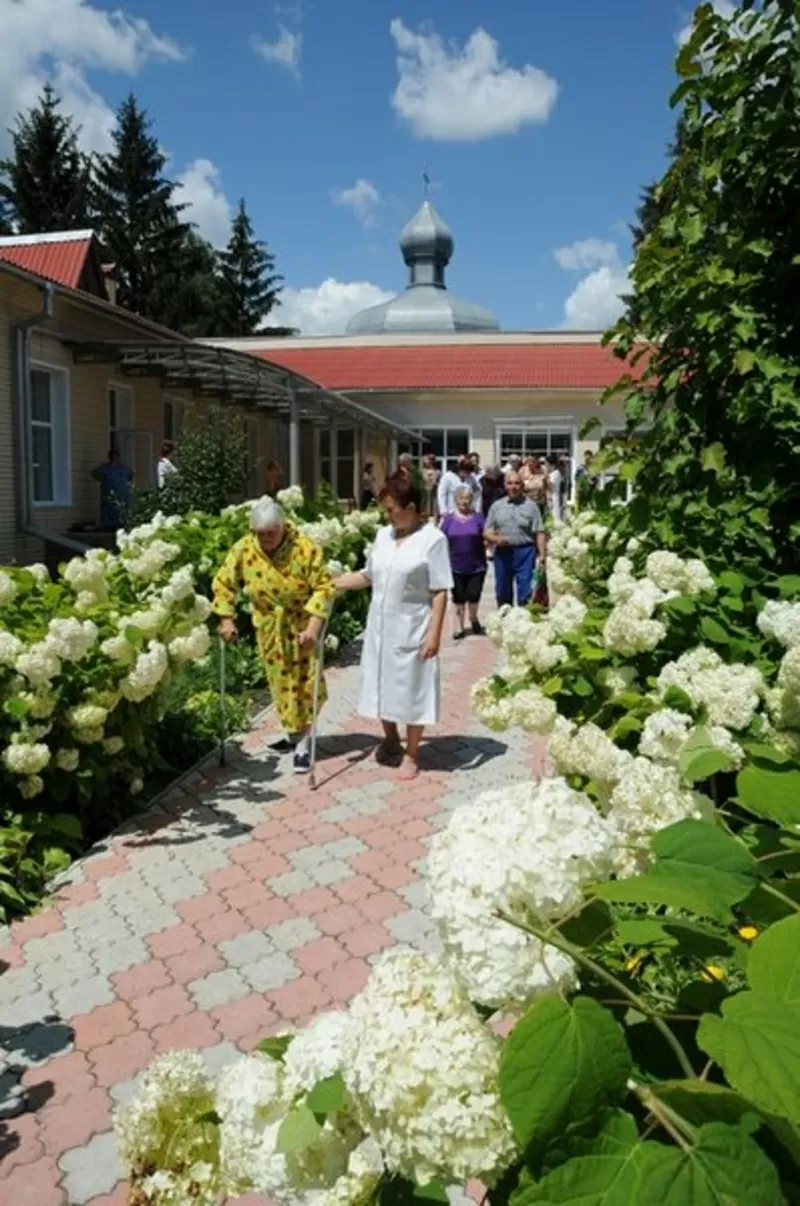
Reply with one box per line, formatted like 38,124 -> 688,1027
160,440 -> 175,457
378,472 -> 421,512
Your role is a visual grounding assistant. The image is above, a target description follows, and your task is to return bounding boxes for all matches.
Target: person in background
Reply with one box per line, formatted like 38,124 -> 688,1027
547,454 -> 564,522
421,453 -> 440,518
213,499 -> 335,774
440,486 -> 487,639
485,471 -> 547,607
480,465 -> 505,517
502,453 -> 522,477
265,460 -> 284,496
157,440 -> 178,490
469,451 -> 484,482
334,474 -> 452,780
437,454 -> 480,516
397,452 -> 414,477
575,451 -> 598,504
360,462 -> 377,509
92,448 -> 133,530
522,454 -> 548,515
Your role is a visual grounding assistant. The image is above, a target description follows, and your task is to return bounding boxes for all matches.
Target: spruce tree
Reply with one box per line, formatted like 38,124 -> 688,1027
0,84 -> 92,233
93,94 -> 191,323
216,199 -> 283,335
153,229 -> 226,337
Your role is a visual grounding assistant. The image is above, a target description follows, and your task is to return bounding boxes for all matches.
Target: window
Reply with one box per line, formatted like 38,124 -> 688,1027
30,365 -> 70,506
319,429 -> 332,486
108,383 -> 133,453
336,429 -> 355,498
244,417 -> 259,495
163,397 -> 186,443
417,427 -> 470,473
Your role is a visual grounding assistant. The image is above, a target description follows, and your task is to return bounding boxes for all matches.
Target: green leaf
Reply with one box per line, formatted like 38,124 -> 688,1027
47,814 -> 83,840
500,996 -> 631,1153
679,726 -> 734,782
701,443 -> 726,473
124,624 -> 143,645
747,914 -> 800,1004
735,348 -> 756,375
737,765 -> 800,826
697,991 -> 800,1124
651,1079 -> 800,1167
616,919 -> 676,949
257,1034 -> 293,1061
559,900 -> 614,949
699,616 -> 730,644
305,1072 -> 346,1116
511,1110 -> 643,1205
777,576 -> 800,600
595,820 -> 758,922
276,1104 -> 322,1154
635,1122 -> 785,1205
5,697 -> 29,720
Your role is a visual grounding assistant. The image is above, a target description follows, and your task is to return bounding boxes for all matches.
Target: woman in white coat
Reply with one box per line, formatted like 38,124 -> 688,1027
335,474 -> 453,779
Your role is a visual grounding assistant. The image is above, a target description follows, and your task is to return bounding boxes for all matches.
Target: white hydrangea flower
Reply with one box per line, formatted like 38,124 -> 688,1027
102,736 -> 125,755
16,642 -> 61,687
345,950 -> 517,1184
607,557 -> 638,604
26,563 -> 49,585
684,559 -> 716,594
639,709 -> 693,764
326,559 -> 345,577
524,628 -> 568,674
778,647 -> 800,696
300,518 -> 345,549
471,678 -> 515,732
160,565 -> 196,604
130,776 -> 144,796
344,510 -> 380,533
122,641 -> 169,702
190,594 -> 213,622
765,686 -> 800,731
0,630 -> 24,666
758,600 -> 800,649
20,774 -> 45,799
74,726 -> 105,745
3,742 -> 51,775
508,687 -> 558,734
283,1010 -> 355,1095
546,594 -> 587,637
325,633 -> 340,653
656,647 -> 763,730
0,570 -> 18,605
19,691 -> 57,719
609,757 -> 710,874
548,717 -> 629,787
63,551 -> 109,602
68,704 -> 109,731
646,551 -> 690,593
428,780 -> 618,1009
101,634 -> 137,664
125,539 -> 181,580
597,665 -> 638,697
277,485 -> 305,511
43,617 -> 98,662
168,625 -> 211,663
55,748 -> 80,772
603,593 -> 667,656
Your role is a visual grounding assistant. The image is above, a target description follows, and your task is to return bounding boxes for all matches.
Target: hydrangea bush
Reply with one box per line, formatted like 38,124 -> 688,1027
0,491 -> 380,920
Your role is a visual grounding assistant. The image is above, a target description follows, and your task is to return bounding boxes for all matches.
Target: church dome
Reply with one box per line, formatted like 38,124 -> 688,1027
346,198 -> 499,336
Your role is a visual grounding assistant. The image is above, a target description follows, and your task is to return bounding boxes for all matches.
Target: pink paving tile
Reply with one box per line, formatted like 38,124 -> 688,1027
335,875 -> 378,904
0,942 -> 25,968
317,957 -> 371,1003
90,1030 -> 157,1087
389,838 -> 428,865
72,1002 -> 135,1051
23,1050 -> 95,1105
194,909 -> 252,944
229,840 -> 278,865
241,852 -> 292,881
52,880 -> 100,906
177,893 -> 229,924
349,849 -> 395,876
360,891 -> 406,923
303,823 -> 347,844
211,993 -> 278,1041
362,825 -> 403,850
221,880 -> 274,911
294,936 -> 349,975
1,1157 -> 64,1205
148,922 -> 203,959
343,923 -> 393,958
369,862 -> 418,891
1,1112 -> 44,1173
39,1084 -> 111,1151
250,818 -> 290,841
341,813 -> 392,837
131,983 -> 194,1029
241,897 -> 297,929
268,831 -> 311,856
402,818 -> 434,839
268,974 -> 333,1022
314,903 -> 365,937
11,908 -> 64,943
112,958 -> 172,999
151,1011 -> 220,1053
287,886 -> 340,916
206,865 -> 249,892
165,944 -> 224,985
83,853 -> 130,881
86,1187 -> 129,1206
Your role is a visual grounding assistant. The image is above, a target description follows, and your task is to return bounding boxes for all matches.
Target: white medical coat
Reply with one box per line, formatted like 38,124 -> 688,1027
358,523 -> 454,725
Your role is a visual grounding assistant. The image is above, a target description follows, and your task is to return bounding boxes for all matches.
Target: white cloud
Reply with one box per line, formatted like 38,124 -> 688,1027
176,159 -> 232,248
272,279 -> 394,335
0,0 -> 185,154
676,1 -> 736,45
252,25 -> 302,76
553,238 -> 620,272
389,18 -> 558,141
556,238 -> 630,330
332,179 -> 383,228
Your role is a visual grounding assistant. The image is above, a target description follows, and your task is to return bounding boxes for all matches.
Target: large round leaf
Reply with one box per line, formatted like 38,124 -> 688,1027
697,991 -> 800,1125
500,996 -> 631,1154
737,765 -> 800,826
635,1123 -> 785,1205
747,914 -> 800,1004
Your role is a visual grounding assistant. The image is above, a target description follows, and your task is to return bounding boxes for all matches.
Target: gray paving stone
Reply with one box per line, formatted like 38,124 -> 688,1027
270,869 -> 315,897
92,936 -> 150,976
350,794 -> 391,816
1,989 -> 57,1032
33,954 -> 96,990
201,1039 -> 240,1078
62,900 -> 112,930
188,968 -> 251,1010
241,952 -> 300,993
322,837 -> 367,859
319,802 -> 357,823
59,1128 -> 121,1203
109,1073 -> 144,1107
0,965 -> 40,1005
386,909 -> 437,946
218,931 -> 276,968
52,972 -> 115,1018
400,879 -> 430,910
290,845 -> 331,871
74,917 -> 134,953
123,902 -> 181,936
267,917 -> 319,952
308,858 -> 354,887
156,875 -> 207,905
23,929 -> 82,965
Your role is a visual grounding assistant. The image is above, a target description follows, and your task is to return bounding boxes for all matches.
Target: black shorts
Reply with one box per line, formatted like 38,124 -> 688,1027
452,571 -> 486,605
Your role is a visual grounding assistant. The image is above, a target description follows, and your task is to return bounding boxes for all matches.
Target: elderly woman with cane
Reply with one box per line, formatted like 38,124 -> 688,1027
212,498 -> 335,774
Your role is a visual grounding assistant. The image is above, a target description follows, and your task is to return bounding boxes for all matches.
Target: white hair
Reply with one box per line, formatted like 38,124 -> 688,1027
250,498 -> 285,530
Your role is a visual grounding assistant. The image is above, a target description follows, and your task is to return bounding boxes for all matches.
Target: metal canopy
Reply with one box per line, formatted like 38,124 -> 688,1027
70,339 -> 423,440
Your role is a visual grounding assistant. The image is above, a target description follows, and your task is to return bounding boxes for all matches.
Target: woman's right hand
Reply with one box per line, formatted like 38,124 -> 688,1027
218,618 -> 238,643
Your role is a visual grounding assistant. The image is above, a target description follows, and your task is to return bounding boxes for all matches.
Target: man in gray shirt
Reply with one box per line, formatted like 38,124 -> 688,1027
485,472 -> 547,606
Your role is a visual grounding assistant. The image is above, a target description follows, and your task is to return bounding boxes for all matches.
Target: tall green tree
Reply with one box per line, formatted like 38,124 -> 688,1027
216,199 -> 283,335
0,84 -> 92,233
605,0 -> 800,572
93,94 -> 191,324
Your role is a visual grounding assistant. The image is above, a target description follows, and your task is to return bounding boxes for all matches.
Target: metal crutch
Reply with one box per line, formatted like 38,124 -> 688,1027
309,603 -> 334,790
218,634 -> 228,768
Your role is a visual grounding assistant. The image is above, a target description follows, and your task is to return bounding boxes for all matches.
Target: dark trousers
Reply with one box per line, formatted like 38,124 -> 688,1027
494,544 -> 535,607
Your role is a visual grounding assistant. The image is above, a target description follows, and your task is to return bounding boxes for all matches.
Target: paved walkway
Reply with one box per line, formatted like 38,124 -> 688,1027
0,609 -> 543,1205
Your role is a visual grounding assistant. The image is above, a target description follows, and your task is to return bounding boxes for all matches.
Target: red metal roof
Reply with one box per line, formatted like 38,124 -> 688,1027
252,342 -> 644,391
0,236 -> 95,291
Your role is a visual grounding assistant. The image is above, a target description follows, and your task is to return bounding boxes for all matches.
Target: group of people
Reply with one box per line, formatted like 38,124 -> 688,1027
91,440 -> 183,529
212,458 -> 549,780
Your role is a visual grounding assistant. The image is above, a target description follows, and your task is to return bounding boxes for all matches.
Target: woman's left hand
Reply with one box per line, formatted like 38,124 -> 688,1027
420,635 -> 440,660
299,622 -> 323,648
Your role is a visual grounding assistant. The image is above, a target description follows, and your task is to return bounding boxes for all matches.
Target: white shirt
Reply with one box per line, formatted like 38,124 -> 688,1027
549,469 -> 563,521
437,470 -> 481,516
157,457 -> 177,489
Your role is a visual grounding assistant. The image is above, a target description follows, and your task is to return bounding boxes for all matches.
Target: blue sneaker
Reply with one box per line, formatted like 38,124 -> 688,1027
293,751 -> 310,774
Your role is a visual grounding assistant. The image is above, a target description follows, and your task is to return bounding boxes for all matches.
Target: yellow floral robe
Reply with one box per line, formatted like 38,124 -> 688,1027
212,525 -> 335,733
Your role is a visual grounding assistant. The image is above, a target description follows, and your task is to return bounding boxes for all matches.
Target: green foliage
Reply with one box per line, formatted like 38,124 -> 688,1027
216,199 -> 283,335
157,411 -> 249,517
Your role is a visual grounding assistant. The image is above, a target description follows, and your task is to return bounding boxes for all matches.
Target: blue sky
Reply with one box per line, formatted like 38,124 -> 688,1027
0,0 -> 714,333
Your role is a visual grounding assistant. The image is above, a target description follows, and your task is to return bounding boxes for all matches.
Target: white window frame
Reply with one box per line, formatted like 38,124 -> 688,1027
414,426 -> 472,474
29,360 -> 71,508
108,381 -> 134,454
494,417 -> 577,492
163,395 -> 186,443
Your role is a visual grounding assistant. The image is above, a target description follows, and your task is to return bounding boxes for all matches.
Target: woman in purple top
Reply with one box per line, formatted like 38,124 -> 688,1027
440,486 -> 487,640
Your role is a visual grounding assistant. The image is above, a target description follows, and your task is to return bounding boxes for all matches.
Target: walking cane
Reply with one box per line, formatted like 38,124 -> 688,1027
309,602 -> 334,790
218,634 -> 228,768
